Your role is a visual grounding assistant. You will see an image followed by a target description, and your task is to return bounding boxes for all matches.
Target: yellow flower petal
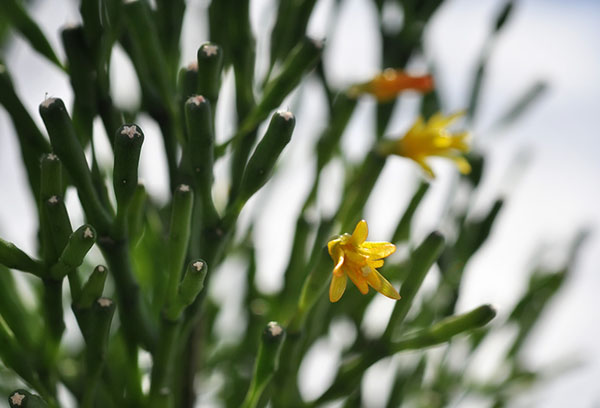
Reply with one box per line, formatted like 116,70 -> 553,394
345,249 -> 366,265
329,274 -> 347,303
432,136 -> 454,149
379,112 -> 470,178
365,266 -> 381,289
430,111 -> 463,129
415,158 -> 435,178
453,156 -> 472,174
436,153 -> 472,175
346,266 -> 369,295
367,269 -> 400,300
326,220 -> 400,302
369,259 -> 384,268
327,238 -> 339,257
449,133 -> 470,151
407,116 -> 425,136
350,219 -> 368,246
331,245 -> 345,277
361,242 -> 396,258
428,112 -> 447,128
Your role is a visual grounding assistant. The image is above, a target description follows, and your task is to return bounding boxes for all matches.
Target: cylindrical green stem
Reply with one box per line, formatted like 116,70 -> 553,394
39,153 -> 63,202
148,318 -> 180,408
318,303 -> 491,407
197,43 -> 223,105
61,25 -> 96,145
185,96 -> 215,202
0,266 -> 40,352
39,97 -> 112,234
113,124 -> 144,210
152,260 -> 207,407
383,232 -> 445,340
112,124 -> 144,239
165,185 -> 194,309
41,278 -> 64,366
81,298 -> 116,408
240,322 -> 286,408
337,151 -> 387,232
49,225 -> 96,281
391,181 -> 430,243
164,260 -> 207,322
122,0 -> 173,108
40,196 -> 72,262
126,183 -> 147,245
391,305 -> 496,352
0,63 -> 50,203
235,110 -> 296,207
8,389 -> 49,408
76,265 -> 108,309
39,155 -> 72,269
240,37 -> 322,134
288,246 -> 331,334
178,64 -> 198,103
98,238 -> 156,351
0,318 -> 47,398
0,238 -> 44,277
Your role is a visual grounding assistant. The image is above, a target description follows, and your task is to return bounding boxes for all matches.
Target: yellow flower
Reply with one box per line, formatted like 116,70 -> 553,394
348,68 -> 434,102
379,112 -> 471,178
327,220 -> 400,303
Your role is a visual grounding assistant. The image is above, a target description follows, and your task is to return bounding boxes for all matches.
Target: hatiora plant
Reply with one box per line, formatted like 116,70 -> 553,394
0,1 -> 581,407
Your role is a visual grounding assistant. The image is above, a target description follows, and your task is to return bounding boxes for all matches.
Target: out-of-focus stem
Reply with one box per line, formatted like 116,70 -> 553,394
98,237 -> 156,351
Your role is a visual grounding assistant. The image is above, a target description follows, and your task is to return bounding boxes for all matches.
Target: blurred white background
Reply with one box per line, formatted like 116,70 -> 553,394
0,0 -> 599,407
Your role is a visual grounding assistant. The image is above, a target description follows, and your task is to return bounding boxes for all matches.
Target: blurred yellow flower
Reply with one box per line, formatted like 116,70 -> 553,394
348,68 -> 434,102
379,112 -> 471,178
327,220 -> 400,303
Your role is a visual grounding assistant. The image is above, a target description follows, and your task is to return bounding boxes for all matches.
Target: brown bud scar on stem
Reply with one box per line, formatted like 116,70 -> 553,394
188,95 -> 206,105
83,227 -> 94,239
120,125 -> 139,139
41,97 -> 57,108
277,111 -> 294,121
9,392 -> 25,406
266,321 -> 283,336
202,44 -> 219,57
97,298 -> 113,307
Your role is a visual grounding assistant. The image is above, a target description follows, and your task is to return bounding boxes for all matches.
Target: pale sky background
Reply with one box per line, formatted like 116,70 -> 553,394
0,0 -> 599,407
